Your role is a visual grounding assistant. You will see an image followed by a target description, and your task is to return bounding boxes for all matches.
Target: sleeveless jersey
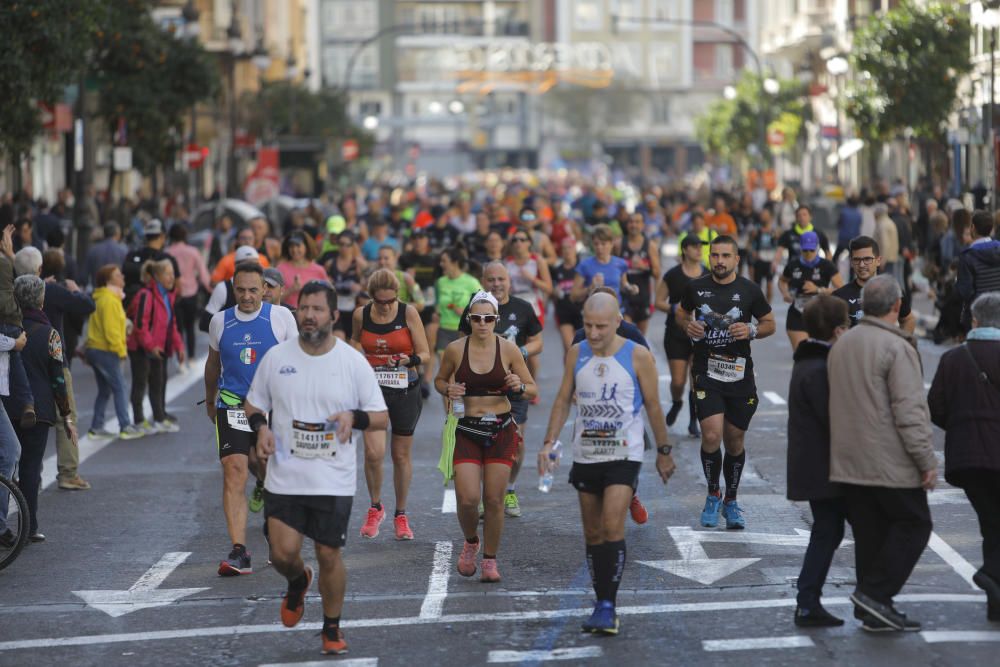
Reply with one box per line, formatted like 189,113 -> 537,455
506,254 -> 544,320
218,302 -> 280,406
572,339 -> 644,464
359,302 -> 417,388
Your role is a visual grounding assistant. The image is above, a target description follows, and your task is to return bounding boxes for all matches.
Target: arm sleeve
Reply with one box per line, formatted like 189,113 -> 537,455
103,301 -> 128,358
133,291 -> 154,351
751,285 -> 773,319
525,307 -> 543,337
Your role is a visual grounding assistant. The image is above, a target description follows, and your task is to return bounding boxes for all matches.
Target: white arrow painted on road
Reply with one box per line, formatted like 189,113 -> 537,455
73,552 -> 208,617
639,526 -> 851,585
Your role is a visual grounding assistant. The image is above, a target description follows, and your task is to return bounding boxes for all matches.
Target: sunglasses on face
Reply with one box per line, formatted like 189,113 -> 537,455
512,237 -> 530,243
468,314 -> 498,324
372,295 -> 397,306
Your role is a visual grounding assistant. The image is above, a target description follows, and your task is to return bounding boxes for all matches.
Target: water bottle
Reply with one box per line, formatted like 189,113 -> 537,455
452,397 -> 465,418
538,440 -> 563,493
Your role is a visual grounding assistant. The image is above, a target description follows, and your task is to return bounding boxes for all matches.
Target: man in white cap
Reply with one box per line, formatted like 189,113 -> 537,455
201,246 -> 261,331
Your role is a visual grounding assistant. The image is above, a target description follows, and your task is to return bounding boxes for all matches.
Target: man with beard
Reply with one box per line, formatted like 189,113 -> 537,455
245,282 -> 388,655
677,236 -> 776,530
832,236 -> 915,332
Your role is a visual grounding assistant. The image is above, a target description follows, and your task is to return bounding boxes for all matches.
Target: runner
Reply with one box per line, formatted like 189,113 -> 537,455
351,269 -> 431,540
551,237 -> 584,354
540,291 -> 675,635
325,231 -> 367,340
778,231 -> 843,351
201,246 -> 262,331
677,211 -> 718,269
262,268 -> 286,308
773,205 -> 831,272
436,290 -> 537,582
506,229 -> 552,387
204,262 -> 298,576
832,235 -> 916,332
398,229 -> 439,397
459,262 -> 542,517
654,235 -> 709,438
572,224 -> 637,302
619,213 -> 661,336
244,281 -> 388,655
676,236 -> 776,530
746,207 -> 779,302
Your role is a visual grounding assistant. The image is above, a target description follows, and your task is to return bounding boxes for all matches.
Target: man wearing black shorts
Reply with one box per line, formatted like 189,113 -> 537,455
778,231 -> 842,351
677,236 -> 776,530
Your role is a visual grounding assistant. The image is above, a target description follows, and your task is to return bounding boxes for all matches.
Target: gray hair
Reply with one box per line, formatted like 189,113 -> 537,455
861,274 -> 903,317
13,274 -> 44,310
972,292 -> 1000,329
13,246 -> 42,276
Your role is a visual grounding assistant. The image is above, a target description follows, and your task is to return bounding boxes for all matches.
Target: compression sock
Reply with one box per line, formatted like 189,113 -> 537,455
723,451 -> 747,501
700,448 -> 722,495
395,509 -> 406,517
371,501 -> 383,511
288,569 -> 309,593
322,616 -> 340,638
483,553 -> 496,560
585,543 -> 599,596
665,400 -> 683,426
606,539 -> 627,606
591,542 -> 613,602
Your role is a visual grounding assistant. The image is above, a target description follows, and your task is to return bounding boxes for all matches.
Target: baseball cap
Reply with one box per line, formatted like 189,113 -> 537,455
680,234 -> 704,248
234,245 -> 260,263
800,231 -> 819,251
262,268 -> 284,287
144,219 -> 164,236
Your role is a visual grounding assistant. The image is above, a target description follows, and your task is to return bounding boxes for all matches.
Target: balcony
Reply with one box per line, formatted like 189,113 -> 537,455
396,18 -> 530,39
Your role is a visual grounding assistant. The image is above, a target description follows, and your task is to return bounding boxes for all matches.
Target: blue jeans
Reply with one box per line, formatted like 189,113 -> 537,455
86,348 -> 130,431
0,323 -> 34,417
0,398 -> 21,533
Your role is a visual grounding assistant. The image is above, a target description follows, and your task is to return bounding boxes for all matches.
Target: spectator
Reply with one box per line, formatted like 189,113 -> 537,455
44,228 -> 78,283
208,214 -> 236,268
122,219 -> 180,307
828,274 -> 936,632
0,328 -> 26,547
833,194 -> 862,264
956,210 -> 1000,331
165,223 -> 211,369
276,232 -> 327,309
85,265 -> 143,441
127,259 -> 185,434
210,226 -> 269,285
12,218 -> 40,253
874,203 -> 900,281
928,292 -> 1000,622
248,216 -> 281,265
83,222 -> 128,288
1,229 -> 35,428
5,275 -> 76,542
787,295 -> 851,627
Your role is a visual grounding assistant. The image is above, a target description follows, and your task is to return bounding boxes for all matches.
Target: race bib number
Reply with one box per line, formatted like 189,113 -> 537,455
374,367 -> 408,389
758,249 -> 775,262
707,354 -> 746,383
226,409 -> 252,433
579,428 -> 628,462
290,420 -> 338,459
337,293 -> 356,312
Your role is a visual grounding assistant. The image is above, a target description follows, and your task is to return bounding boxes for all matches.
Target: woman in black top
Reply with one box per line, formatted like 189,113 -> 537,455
619,213 -> 661,336
325,231 -> 367,340
551,238 -> 584,354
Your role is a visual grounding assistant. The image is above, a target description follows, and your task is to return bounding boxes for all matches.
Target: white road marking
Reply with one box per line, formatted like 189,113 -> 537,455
72,552 -> 209,618
927,488 -> 971,506
927,532 -> 979,590
487,647 -> 602,662
41,354 -> 208,492
260,661 -> 377,667
921,631 -> 1000,643
703,636 -> 814,652
441,487 -> 456,513
762,391 -> 786,406
418,541 -> 453,619
0,594 -> 982,652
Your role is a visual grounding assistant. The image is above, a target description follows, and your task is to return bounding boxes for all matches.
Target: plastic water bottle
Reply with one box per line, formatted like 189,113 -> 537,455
538,441 -> 563,493
452,397 -> 465,418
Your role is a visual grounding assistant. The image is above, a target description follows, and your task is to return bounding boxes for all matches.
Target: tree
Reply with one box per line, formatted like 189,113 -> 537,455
0,1 -> 101,158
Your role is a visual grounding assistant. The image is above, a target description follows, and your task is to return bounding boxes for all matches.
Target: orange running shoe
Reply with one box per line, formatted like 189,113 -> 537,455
457,539 -> 480,577
480,557 -> 501,583
394,514 -> 414,540
360,506 -> 385,539
320,627 -> 349,655
629,495 -> 649,525
279,565 -> 313,628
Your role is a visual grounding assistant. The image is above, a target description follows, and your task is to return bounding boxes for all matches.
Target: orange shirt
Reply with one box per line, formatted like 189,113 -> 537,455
706,212 -> 737,237
210,251 -> 271,285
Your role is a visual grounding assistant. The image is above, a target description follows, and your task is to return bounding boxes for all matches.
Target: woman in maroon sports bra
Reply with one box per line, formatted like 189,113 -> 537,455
435,291 -> 537,584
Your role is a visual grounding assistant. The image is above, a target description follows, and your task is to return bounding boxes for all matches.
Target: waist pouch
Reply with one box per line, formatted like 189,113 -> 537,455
456,414 -> 514,448
218,389 -> 244,408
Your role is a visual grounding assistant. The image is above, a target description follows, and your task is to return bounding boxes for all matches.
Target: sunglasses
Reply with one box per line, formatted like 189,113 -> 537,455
372,295 -> 397,306
512,237 -> 530,243
468,314 -> 499,324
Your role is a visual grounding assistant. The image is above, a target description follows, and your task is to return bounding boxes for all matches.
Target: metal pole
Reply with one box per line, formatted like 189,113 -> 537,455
228,56 -> 238,198
991,27 -> 996,214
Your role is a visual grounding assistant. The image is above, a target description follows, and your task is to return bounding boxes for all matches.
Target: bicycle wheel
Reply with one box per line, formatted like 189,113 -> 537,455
0,475 -> 29,571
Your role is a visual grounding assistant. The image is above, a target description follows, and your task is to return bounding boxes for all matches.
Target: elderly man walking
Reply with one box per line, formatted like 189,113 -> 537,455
929,292 -> 1000,621
828,274 -> 937,632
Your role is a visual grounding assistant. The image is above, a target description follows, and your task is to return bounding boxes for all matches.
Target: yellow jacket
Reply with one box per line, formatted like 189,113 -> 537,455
86,286 -> 127,358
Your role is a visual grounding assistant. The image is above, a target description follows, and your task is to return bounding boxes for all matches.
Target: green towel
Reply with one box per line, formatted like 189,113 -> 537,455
438,413 -> 457,485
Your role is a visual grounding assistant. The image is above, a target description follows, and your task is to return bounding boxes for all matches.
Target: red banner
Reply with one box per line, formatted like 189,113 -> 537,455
244,147 -> 280,206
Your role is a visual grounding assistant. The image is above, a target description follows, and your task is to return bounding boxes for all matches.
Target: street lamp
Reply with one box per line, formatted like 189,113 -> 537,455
226,4 -> 244,197
182,0 -> 200,39
448,99 -> 465,115
723,85 -> 737,101
362,115 -> 379,131
826,56 -> 849,77
763,78 -> 781,95
975,1 -> 1000,212
182,0 -> 201,207
428,101 -> 444,115
826,55 -> 849,183
251,33 -> 272,74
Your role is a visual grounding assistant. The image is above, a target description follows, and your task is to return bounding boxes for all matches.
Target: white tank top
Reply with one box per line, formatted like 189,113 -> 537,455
572,339 -> 645,464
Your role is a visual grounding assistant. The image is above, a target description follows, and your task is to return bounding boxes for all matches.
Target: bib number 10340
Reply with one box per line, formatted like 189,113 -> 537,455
707,354 -> 746,383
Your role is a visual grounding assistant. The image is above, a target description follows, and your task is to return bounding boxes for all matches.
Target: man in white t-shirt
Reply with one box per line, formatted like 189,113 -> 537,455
205,262 -> 298,576
245,281 -> 387,656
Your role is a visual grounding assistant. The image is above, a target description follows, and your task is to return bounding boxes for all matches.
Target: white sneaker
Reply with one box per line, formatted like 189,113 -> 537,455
87,428 -> 117,440
139,420 -> 160,435
156,420 -> 180,433
119,424 -> 145,440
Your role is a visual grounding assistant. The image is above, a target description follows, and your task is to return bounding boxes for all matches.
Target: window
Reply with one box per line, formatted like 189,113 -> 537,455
359,101 -> 382,116
693,42 -> 714,79
322,44 -> 379,88
574,0 -> 603,31
649,43 -> 679,87
322,0 -> 377,35
693,0 -> 714,22
611,0 -> 641,30
714,43 -> 734,78
734,0 -> 746,23
650,0 -> 678,26
716,0 -> 734,27
651,96 -> 671,125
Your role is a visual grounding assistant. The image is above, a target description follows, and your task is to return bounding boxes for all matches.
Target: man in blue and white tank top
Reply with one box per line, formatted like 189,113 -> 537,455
204,262 -> 297,576
541,292 -> 675,636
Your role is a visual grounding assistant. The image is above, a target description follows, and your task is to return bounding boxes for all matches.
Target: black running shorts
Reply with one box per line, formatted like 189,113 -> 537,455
692,382 -> 759,432
786,307 -> 805,332
382,384 -> 423,436
264,491 -> 353,549
216,409 -> 255,460
569,460 -> 642,496
664,334 -> 693,361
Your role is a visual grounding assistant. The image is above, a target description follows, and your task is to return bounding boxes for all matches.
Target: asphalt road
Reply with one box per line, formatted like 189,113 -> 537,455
0,280 -> 993,667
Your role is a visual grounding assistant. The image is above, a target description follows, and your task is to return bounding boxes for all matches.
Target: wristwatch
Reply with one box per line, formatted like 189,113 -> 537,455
656,444 -> 673,456
517,383 -> 526,395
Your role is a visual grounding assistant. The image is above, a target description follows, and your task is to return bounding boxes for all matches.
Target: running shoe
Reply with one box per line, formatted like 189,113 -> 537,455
320,627 -> 348,655
280,565 -> 314,627
139,420 -> 159,435
457,539 -> 480,577
119,424 -> 145,440
700,493 -> 723,528
394,514 -> 414,540
582,600 -> 619,635
156,419 -> 180,433
480,557 -> 501,583
248,481 -> 264,513
218,545 -> 252,576
504,491 -> 521,517
87,428 -> 117,440
629,495 -> 649,525
360,505 -> 385,538
665,400 -> 683,427
722,499 -> 746,530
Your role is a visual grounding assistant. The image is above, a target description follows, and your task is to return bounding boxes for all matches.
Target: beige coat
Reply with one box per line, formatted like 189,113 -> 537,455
828,316 -> 936,488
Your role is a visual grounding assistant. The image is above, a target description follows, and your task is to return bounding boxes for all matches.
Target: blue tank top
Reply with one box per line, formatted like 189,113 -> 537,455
218,302 -> 280,407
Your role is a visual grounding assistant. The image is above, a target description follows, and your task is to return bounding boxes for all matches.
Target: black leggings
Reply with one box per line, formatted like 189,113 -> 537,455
15,422 -> 51,534
129,351 -> 166,424
174,296 -> 199,359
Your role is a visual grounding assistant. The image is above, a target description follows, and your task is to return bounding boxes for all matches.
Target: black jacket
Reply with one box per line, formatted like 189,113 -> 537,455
928,339 -> 1000,485
957,240 -> 1000,327
786,339 -> 842,501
